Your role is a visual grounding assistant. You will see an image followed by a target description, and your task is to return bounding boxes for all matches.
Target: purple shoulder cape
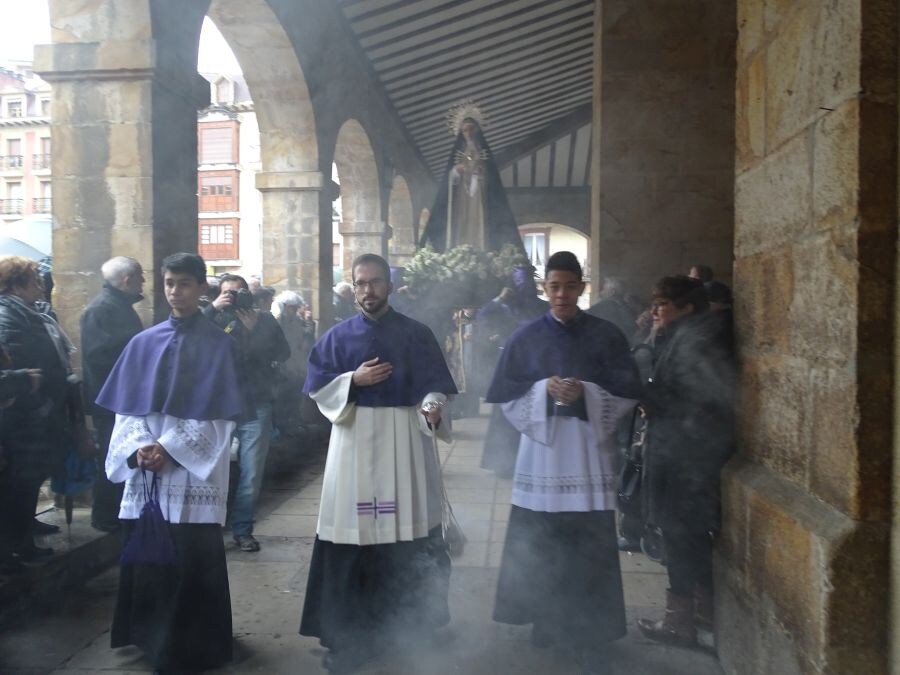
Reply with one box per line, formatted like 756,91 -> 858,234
485,311 -> 642,403
304,308 -> 457,406
96,312 -> 247,421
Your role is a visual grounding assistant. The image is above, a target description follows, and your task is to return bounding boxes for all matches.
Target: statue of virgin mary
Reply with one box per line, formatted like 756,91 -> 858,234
419,101 -> 525,255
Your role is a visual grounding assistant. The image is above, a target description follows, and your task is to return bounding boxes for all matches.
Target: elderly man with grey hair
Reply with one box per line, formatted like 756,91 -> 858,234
332,281 -> 356,324
80,256 -> 145,532
586,276 -> 638,343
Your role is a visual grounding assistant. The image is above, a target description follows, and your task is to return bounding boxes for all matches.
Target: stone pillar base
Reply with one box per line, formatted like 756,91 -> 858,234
716,459 -> 889,675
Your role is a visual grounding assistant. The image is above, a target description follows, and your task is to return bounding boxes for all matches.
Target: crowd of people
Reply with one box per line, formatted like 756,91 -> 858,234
0,245 -> 735,675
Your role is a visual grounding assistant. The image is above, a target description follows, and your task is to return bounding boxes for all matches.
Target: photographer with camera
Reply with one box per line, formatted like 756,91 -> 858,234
203,274 -> 290,552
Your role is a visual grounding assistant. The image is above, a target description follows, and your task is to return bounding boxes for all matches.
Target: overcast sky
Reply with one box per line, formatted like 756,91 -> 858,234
0,1 -> 241,74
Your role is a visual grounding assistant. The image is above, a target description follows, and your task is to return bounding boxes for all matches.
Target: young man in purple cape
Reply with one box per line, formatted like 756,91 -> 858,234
96,252 -> 246,673
299,253 -> 458,673
485,251 -> 642,675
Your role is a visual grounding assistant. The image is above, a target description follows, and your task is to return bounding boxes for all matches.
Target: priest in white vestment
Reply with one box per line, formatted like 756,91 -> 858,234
299,254 -> 458,673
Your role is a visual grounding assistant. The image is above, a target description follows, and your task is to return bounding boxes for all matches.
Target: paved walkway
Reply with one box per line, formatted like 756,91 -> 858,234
0,413 -> 722,674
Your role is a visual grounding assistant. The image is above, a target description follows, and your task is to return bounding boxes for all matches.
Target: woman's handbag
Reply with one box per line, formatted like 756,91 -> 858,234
120,470 -> 177,566
617,410 -> 644,513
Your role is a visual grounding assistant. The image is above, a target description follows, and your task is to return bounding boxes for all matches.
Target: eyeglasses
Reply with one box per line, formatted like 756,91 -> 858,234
353,279 -> 386,291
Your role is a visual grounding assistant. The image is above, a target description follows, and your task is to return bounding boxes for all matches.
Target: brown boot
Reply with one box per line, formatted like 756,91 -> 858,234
694,586 -> 714,631
637,590 -> 697,647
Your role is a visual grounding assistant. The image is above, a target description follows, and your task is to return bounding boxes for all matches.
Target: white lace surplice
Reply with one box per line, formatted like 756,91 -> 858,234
106,413 -> 235,525
311,372 -> 450,546
502,379 -> 637,512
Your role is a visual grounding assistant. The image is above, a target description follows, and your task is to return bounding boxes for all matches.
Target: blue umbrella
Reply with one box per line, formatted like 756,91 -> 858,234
0,216 -> 52,256
0,236 -> 47,260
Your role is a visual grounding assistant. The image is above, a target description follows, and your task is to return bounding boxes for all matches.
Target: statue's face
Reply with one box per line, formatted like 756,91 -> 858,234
461,120 -> 478,141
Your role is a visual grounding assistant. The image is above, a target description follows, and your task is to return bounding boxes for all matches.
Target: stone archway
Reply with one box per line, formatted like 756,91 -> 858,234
333,119 -> 384,271
518,222 -> 589,279
36,0 -> 213,332
206,0 -> 321,311
387,174 -> 415,266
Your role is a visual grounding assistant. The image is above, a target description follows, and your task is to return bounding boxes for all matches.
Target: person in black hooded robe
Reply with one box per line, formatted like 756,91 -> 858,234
419,116 -> 525,255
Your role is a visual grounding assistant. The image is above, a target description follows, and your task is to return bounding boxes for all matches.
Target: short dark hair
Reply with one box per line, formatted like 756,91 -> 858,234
253,286 -> 275,301
652,275 -> 709,312
705,280 -> 733,305
691,264 -> 714,282
160,252 -> 206,284
545,251 -> 583,280
351,253 -> 390,283
218,273 -> 249,290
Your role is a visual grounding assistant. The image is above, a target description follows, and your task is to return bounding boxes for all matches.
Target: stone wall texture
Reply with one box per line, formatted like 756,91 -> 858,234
719,1 -> 897,673
595,0 -> 736,300
38,0 -> 210,349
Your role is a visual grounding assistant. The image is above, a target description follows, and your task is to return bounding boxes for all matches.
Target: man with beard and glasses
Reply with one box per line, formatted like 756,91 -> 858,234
299,253 -> 457,673
485,251 -> 642,675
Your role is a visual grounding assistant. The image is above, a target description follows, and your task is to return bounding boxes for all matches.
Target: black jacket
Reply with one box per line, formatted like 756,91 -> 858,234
642,310 -> 736,535
80,284 -> 144,417
0,295 -> 69,466
202,306 -> 290,406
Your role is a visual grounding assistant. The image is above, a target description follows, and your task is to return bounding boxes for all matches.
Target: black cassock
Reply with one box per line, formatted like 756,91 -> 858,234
300,527 -> 451,652
112,523 -> 232,671
486,311 -> 641,650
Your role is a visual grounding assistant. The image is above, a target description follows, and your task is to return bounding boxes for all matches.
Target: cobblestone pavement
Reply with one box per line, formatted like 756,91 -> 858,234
0,413 -> 723,675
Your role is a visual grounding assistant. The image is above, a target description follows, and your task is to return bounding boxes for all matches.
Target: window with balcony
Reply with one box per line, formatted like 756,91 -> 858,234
199,220 -> 239,260
200,177 -> 232,196
198,174 -> 237,212
33,138 -> 51,169
33,182 -> 51,212
199,127 -> 236,164
4,139 -> 22,170
2,181 -> 23,215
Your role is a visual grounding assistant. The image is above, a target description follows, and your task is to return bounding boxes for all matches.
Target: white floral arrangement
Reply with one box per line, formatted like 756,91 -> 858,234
404,243 -> 530,307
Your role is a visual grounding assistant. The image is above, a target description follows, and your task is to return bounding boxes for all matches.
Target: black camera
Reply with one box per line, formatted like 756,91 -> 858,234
225,288 -> 255,311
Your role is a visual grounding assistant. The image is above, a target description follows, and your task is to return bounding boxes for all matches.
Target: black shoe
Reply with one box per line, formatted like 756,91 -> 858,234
617,535 -> 641,552
234,534 -> 260,552
92,521 -> 121,534
33,519 -> 60,535
0,554 -> 25,574
13,544 -> 54,562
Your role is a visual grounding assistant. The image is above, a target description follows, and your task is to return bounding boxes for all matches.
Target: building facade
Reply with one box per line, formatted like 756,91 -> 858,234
197,72 -> 263,277
0,63 -> 52,224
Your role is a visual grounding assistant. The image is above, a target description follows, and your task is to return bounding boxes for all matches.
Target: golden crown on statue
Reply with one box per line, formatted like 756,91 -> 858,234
446,98 -> 487,135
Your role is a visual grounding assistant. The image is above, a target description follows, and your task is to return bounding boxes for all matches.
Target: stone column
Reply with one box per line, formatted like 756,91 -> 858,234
719,2 -> 897,674
387,177 -> 416,267
255,170 -> 323,317
34,10 -> 210,344
338,219 -> 389,272
592,0 -> 736,297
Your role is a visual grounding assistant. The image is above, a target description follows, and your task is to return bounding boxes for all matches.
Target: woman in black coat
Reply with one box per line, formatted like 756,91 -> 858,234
0,256 -> 70,567
637,275 -> 736,646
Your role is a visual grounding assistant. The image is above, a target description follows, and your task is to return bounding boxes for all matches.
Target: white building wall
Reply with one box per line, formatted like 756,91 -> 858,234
237,109 -> 263,278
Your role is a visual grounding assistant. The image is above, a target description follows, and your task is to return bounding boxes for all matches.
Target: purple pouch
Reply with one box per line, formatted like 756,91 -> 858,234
120,470 -> 177,566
